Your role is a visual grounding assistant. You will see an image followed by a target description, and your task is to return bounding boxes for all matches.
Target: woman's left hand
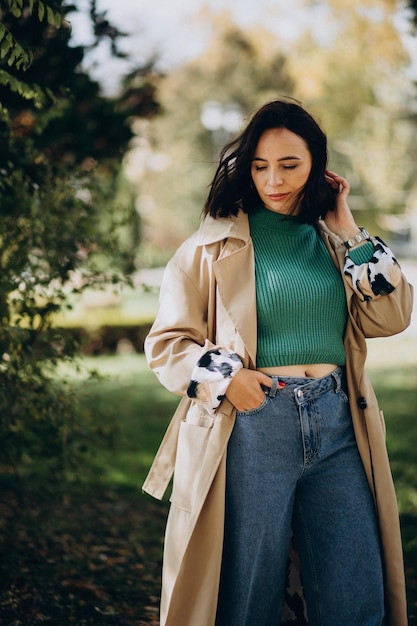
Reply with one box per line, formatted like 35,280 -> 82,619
324,170 -> 361,241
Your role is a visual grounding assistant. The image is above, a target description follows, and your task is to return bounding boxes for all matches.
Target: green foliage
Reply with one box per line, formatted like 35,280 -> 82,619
0,22 -> 31,70
4,0 -> 63,27
0,356 -> 93,488
0,0 -> 160,493
0,67 -> 46,107
0,1 -> 68,115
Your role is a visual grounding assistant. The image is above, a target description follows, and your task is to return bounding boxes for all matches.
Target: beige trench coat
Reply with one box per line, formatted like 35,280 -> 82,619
143,211 -> 413,626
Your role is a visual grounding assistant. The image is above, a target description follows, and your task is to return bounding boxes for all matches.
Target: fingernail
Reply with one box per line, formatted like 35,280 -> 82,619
279,382 -> 286,388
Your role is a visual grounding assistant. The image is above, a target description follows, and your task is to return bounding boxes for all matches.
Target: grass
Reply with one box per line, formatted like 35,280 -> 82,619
0,338 -> 416,624
75,355 -> 179,490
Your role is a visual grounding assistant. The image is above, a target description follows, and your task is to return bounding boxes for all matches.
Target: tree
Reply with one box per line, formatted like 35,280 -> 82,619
287,0 -> 417,219
0,0 -> 160,492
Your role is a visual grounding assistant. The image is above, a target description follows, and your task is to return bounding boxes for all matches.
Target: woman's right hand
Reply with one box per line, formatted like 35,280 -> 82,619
225,368 -> 274,412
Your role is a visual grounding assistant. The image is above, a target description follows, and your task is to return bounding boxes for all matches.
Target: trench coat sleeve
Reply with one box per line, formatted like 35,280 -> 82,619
320,225 -> 414,338
144,252 -> 214,397
349,275 -> 413,338
145,236 -> 245,406
344,256 -> 413,339
352,276 -> 413,339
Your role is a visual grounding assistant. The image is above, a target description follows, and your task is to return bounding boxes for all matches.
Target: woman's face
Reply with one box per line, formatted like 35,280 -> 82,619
251,127 -> 313,214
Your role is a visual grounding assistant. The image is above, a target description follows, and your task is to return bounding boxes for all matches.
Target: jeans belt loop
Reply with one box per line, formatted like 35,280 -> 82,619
268,377 -> 279,398
332,367 -> 342,393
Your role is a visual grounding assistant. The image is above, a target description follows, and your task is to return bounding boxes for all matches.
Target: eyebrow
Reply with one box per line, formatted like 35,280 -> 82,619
252,156 -> 302,162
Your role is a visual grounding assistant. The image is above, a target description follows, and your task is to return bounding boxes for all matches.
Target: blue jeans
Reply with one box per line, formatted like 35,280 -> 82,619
215,368 -> 385,626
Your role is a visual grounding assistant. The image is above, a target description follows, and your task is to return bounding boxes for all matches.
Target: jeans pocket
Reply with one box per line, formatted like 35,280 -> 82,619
236,394 -> 269,417
336,387 -> 349,403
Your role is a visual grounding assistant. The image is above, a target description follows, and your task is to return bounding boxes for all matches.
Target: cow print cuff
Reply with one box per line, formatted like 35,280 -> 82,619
343,237 -> 401,301
187,349 -> 243,410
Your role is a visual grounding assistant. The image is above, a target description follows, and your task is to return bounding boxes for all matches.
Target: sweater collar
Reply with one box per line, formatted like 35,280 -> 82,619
249,204 -> 311,236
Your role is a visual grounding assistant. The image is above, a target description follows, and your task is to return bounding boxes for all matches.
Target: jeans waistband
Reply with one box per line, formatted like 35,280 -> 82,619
265,366 -> 346,404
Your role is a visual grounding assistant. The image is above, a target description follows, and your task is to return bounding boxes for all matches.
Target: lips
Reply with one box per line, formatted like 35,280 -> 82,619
268,193 -> 290,201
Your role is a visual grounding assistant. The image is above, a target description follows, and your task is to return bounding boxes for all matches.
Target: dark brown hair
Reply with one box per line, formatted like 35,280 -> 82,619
203,99 -> 336,223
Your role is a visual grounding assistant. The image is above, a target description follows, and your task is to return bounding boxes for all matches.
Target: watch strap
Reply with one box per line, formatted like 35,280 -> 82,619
343,227 -> 370,249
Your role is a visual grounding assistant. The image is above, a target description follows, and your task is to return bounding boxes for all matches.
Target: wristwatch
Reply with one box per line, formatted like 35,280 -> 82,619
343,227 -> 370,249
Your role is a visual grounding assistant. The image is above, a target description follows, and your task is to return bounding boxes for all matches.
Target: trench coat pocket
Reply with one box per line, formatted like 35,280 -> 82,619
170,415 -> 214,513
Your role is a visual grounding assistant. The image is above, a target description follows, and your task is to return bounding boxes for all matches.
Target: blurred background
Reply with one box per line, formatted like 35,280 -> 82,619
75,0 -> 417,263
0,1 -> 416,624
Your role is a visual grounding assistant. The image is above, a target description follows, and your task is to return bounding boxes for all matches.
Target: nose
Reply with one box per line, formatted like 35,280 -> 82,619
267,169 -> 284,187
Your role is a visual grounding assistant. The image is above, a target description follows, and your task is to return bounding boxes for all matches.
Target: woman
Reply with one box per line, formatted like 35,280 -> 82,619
143,100 -> 413,626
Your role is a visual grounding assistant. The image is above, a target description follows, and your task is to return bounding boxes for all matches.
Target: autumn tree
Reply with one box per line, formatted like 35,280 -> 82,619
0,0 -> 160,492
287,0 -> 417,218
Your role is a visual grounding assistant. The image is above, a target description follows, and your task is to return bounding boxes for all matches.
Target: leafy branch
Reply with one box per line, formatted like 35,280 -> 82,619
0,1 -> 69,120
0,67 -> 47,107
0,1 -> 69,71
0,22 -> 31,70
6,0 -> 64,28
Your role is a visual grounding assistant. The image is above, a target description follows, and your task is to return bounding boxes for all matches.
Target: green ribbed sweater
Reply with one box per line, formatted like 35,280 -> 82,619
249,207 -> 350,368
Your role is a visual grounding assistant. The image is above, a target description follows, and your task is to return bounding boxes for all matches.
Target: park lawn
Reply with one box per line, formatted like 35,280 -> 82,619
0,343 -> 416,624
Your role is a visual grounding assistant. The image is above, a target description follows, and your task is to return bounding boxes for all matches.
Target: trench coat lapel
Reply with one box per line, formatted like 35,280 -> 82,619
199,211 -> 257,368
213,243 -> 257,367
